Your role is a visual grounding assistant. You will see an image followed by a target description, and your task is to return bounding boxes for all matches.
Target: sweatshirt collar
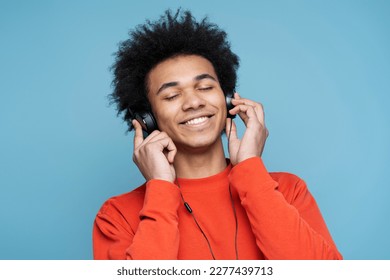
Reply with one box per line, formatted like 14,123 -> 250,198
175,159 -> 232,192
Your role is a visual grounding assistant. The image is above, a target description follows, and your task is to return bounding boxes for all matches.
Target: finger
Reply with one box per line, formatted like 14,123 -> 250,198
231,97 -> 262,119
140,129 -> 164,145
231,100 -> 265,125
225,118 -> 231,136
255,102 -> 265,126
225,117 -> 231,133
165,139 -> 177,163
151,135 -> 177,163
242,100 -> 264,124
231,99 -> 257,112
231,97 -> 259,109
145,131 -> 176,151
144,131 -> 173,145
226,118 -> 239,141
133,120 -> 144,148
229,104 -> 258,125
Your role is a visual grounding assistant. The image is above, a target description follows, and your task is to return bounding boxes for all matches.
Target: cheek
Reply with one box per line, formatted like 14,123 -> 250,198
214,95 -> 227,116
149,96 -> 170,128
153,105 -> 178,131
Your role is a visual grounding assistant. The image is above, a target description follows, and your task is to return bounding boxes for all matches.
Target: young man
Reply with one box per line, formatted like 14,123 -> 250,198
93,10 -> 342,260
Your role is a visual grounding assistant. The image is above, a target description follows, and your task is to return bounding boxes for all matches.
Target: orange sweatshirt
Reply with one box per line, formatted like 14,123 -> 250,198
93,157 -> 342,260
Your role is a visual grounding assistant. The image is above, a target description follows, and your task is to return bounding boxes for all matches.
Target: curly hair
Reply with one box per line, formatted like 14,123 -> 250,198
109,9 -> 240,131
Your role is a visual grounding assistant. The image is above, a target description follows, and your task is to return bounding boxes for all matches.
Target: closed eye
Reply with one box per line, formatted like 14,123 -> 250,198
198,87 -> 213,91
164,94 -> 179,101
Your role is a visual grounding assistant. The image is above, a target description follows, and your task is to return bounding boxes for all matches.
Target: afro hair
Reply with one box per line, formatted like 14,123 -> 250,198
109,9 -> 240,131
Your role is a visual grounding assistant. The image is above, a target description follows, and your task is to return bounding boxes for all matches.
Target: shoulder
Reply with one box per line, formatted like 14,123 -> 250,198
93,184 -> 146,237
269,172 -> 304,187
269,172 -> 308,204
97,184 -> 146,222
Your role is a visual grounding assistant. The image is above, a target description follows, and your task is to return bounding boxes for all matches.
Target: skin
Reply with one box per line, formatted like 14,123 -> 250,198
132,55 -> 268,182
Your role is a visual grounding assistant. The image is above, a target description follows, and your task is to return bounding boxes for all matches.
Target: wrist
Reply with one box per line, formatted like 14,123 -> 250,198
148,173 -> 175,183
236,154 -> 260,164
151,177 -> 175,183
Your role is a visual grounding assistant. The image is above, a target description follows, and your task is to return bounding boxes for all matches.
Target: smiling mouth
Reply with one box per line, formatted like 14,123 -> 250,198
185,116 -> 209,125
181,115 -> 213,126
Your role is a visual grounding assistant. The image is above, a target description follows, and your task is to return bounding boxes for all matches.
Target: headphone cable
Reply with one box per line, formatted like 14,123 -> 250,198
173,118 -> 238,260
227,117 -> 239,259
177,182 -> 216,260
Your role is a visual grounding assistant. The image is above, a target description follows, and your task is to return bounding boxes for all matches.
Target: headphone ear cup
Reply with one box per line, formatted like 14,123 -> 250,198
135,111 -> 159,136
225,91 -> 236,119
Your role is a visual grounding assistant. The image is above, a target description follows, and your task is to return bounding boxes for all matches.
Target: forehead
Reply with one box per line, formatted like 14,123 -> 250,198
147,55 -> 217,90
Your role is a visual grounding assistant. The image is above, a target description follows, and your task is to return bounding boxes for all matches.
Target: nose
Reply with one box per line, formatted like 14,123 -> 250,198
181,91 -> 206,111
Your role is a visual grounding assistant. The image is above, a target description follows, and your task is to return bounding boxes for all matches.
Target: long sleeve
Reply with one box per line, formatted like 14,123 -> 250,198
229,157 -> 342,260
93,179 -> 181,259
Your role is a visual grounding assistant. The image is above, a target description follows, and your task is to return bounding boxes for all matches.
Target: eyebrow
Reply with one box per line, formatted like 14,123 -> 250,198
156,81 -> 178,95
195,73 -> 217,82
156,73 -> 217,95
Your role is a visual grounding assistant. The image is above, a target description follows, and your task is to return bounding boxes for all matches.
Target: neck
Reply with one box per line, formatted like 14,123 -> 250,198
174,139 -> 227,179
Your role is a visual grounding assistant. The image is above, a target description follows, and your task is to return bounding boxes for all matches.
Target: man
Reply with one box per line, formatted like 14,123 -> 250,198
93,9 -> 342,260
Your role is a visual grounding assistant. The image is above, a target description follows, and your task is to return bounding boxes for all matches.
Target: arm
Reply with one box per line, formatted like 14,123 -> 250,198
229,157 -> 342,259
227,93 -> 342,259
93,180 -> 181,260
93,120 -> 180,259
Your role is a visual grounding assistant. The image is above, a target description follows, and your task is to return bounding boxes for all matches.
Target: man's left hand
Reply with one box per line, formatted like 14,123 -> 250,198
226,92 -> 269,165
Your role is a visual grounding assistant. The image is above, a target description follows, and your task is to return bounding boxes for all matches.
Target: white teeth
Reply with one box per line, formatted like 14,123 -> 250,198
185,116 -> 208,125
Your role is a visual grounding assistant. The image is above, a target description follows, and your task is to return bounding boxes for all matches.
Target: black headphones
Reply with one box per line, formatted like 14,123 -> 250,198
132,91 -> 235,135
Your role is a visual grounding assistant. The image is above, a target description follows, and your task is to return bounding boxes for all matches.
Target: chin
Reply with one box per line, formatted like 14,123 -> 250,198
175,132 -> 223,152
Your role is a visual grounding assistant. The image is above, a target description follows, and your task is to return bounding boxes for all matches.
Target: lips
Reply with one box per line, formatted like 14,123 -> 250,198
180,114 -> 214,126
185,116 -> 209,125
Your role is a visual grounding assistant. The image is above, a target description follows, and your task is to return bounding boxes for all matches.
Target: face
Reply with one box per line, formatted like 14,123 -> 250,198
147,55 -> 227,151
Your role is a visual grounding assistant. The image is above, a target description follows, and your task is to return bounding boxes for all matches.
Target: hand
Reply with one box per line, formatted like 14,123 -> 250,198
132,120 -> 177,182
226,93 -> 269,165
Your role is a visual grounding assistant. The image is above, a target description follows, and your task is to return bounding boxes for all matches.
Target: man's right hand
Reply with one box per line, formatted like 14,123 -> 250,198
132,120 -> 177,183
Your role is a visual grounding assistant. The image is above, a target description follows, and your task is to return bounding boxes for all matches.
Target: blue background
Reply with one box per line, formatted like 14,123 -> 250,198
0,0 -> 389,259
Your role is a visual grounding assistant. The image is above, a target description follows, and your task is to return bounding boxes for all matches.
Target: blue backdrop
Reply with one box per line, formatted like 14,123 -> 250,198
0,0 -> 389,259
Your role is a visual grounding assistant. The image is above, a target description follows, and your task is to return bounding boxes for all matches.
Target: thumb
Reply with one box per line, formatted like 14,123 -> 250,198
133,120 -> 144,148
226,118 -> 238,142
